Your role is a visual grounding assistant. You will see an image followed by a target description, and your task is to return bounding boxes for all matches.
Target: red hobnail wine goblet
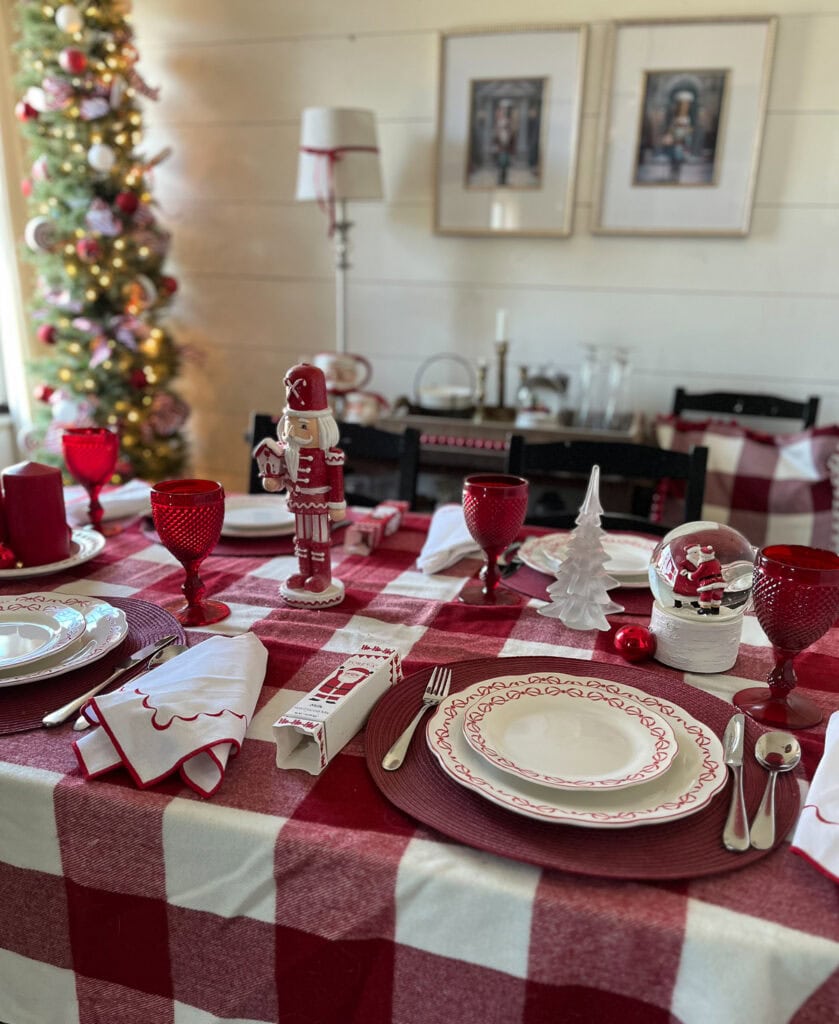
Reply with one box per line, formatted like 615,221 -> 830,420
460,473 -> 529,606
733,544 -> 839,729
150,479 -> 231,627
62,427 -> 120,534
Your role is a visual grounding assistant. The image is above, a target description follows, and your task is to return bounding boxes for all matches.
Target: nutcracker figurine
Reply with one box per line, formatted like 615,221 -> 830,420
253,363 -> 346,608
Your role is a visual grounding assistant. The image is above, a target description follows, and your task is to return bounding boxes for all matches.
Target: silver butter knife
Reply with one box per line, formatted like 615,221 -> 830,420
722,712 -> 750,852
42,635 -> 178,728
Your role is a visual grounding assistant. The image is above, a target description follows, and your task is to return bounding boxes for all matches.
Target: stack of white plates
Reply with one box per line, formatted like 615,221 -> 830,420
0,593 -> 128,688
518,533 -> 657,589
0,528 -> 106,580
426,671 -> 727,829
221,495 -> 296,538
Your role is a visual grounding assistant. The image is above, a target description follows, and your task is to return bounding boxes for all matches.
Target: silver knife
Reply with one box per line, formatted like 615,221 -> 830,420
42,635 -> 178,728
722,713 -> 750,852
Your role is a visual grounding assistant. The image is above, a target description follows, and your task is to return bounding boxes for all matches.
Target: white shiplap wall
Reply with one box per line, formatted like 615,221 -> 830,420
128,0 -> 839,491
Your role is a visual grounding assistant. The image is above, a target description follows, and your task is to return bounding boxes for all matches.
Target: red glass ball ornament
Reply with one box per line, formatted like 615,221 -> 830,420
160,275 -> 178,297
21,178 -> 32,197
115,191 -> 139,215
15,100 -> 38,122
37,324 -> 57,345
59,47 -> 87,74
0,543 -> 17,570
33,383 -> 55,403
76,237 -> 102,262
614,624 -> 657,663
129,368 -> 148,389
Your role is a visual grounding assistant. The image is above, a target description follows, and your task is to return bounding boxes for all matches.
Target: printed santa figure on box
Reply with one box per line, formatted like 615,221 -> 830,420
253,363 -> 346,608
673,542 -> 725,615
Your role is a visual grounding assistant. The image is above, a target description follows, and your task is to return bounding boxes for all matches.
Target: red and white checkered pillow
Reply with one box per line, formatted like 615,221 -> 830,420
655,416 -> 839,550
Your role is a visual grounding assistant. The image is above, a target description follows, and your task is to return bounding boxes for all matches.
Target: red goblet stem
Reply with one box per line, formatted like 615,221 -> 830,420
767,647 -> 798,700
182,559 -> 206,610
482,547 -> 502,597
87,486 -> 104,533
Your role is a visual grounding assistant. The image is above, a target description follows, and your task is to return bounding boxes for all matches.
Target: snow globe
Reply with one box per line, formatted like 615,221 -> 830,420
648,521 -> 755,672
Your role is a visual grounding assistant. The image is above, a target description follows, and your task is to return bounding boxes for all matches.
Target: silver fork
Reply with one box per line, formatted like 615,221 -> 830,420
382,666 -> 452,771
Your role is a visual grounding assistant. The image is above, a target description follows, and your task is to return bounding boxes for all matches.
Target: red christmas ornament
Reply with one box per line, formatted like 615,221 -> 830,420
76,237 -> 102,262
129,368 -> 148,389
33,383 -> 55,403
160,275 -> 178,297
15,100 -> 39,122
21,178 -> 32,197
114,191 -> 139,215
59,47 -> 87,74
0,543 -> 17,570
614,624 -> 657,663
37,324 -> 57,345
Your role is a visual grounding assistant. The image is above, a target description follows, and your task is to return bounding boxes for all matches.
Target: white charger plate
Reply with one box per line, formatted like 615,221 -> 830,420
461,678 -> 677,791
427,671 -> 726,829
519,532 -> 657,586
0,528 -> 106,579
222,495 -> 296,537
0,594 -> 128,689
0,598 -> 87,671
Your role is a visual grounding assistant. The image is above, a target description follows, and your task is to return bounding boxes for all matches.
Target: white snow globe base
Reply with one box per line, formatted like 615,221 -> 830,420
649,600 -> 744,673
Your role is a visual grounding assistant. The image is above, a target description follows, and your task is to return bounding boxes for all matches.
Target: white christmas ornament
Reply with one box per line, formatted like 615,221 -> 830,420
24,86 -> 48,113
55,4 -> 83,33
87,143 -> 116,173
538,465 -> 624,631
24,216 -> 56,252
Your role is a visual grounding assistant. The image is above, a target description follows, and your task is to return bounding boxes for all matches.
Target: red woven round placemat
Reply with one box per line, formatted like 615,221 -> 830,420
0,597 -> 186,735
365,656 -> 800,881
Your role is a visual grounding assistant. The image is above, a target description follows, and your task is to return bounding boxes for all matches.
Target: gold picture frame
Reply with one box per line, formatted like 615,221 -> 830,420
434,25 -> 587,238
592,16 -> 777,237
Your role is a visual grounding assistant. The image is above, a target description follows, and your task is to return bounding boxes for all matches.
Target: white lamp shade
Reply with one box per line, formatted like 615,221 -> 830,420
295,107 -> 384,202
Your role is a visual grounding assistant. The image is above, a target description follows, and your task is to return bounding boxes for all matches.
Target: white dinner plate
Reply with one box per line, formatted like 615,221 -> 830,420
461,678 -> 677,791
222,495 -> 296,536
519,533 -> 657,586
427,671 -> 726,828
0,594 -> 128,689
0,528 -> 106,579
0,598 -> 87,671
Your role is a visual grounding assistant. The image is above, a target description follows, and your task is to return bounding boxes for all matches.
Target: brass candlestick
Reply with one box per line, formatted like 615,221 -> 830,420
473,359 -> 488,422
494,340 -> 509,409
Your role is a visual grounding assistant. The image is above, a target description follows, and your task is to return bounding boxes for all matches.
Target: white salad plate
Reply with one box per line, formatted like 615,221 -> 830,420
461,678 -> 677,791
519,533 -> 657,586
0,528 -> 106,579
222,495 -> 296,537
0,597 -> 87,671
427,671 -> 726,829
0,594 -> 128,689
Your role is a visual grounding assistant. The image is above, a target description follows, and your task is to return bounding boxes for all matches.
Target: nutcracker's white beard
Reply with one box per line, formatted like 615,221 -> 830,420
284,435 -> 302,482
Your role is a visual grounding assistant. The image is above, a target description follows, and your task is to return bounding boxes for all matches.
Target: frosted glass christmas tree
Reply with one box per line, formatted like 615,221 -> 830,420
538,465 -> 624,630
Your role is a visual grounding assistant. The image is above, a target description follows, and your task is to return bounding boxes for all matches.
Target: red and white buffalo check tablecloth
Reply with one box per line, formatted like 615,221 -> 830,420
0,514 -> 837,1024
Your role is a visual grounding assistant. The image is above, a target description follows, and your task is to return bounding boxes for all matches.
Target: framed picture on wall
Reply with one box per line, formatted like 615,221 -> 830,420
592,17 -> 777,236
434,25 -> 587,238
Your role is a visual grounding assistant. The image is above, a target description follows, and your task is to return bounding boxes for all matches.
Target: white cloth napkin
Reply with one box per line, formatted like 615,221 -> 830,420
73,633 -> 268,798
65,479 -> 152,525
416,503 -> 480,574
791,712 -> 839,883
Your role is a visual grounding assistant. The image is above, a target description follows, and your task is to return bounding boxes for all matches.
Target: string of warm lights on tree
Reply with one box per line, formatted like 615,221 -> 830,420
14,0 -> 188,482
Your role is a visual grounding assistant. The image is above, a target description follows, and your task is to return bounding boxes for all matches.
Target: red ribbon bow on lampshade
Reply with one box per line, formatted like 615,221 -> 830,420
299,144 -> 380,235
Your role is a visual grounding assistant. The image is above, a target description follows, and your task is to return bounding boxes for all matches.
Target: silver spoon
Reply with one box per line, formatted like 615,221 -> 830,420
73,643 -> 190,731
749,731 -> 801,850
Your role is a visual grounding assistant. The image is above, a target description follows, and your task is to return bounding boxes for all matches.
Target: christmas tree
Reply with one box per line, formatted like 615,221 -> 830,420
13,0 -> 188,482
538,465 -> 624,630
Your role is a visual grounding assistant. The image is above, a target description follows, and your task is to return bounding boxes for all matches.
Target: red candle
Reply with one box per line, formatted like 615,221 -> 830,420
2,461 -> 71,567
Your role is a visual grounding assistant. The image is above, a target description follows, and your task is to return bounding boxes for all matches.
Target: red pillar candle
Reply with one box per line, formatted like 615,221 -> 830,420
2,462 -> 71,567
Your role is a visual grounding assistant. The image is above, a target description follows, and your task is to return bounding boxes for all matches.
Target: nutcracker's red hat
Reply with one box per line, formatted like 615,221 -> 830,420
283,363 -> 331,418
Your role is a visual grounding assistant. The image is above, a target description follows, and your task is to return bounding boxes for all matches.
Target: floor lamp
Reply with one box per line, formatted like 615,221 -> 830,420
295,108 -> 384,357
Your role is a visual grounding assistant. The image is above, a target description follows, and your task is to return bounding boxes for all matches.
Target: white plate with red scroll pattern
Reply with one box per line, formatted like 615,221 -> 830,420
461,678 -> 677,791
427,672 -> 726,828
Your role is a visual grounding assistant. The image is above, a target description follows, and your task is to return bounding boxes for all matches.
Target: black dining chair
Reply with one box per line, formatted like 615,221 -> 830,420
672,388 -> 819,429
505,435 -> 708,535
247,412 -> 421,509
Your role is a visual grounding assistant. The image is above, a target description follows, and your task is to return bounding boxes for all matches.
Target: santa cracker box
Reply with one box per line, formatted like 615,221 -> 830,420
344,500 -> 409,556
273,645 -> 402,774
